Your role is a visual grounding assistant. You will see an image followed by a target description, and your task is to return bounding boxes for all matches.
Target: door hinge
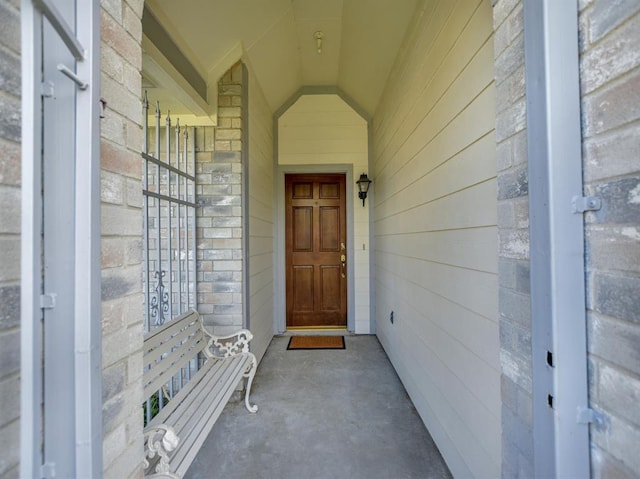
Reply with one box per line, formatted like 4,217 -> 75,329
577,407 -> 606,428
41,462 -> 56,479
572,195 -> 601,213
41,80 -> 55,98
40,293 -> 57,310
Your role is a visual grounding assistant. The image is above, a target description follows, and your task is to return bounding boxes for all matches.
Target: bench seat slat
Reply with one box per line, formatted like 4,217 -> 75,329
169,356 -> 248,436
170,357 -> 250,476
143,334 -> 207,398
146,354 -> 243,430
143,319 -> 201,370
146,359 -> 214,430
168,356 -> 248,436
144,310 -> 200,351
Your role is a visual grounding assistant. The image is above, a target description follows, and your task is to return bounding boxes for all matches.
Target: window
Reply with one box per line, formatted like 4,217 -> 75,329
142,93 -> 197,331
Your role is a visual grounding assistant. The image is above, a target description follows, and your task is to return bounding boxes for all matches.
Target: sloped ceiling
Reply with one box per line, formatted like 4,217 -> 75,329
143,0 -> 419,117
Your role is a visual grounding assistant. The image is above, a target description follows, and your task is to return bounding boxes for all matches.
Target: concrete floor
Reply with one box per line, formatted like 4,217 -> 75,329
185,335 -> 452,479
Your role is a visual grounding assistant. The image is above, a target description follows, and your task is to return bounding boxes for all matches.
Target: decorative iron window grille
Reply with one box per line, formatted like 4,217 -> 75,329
142,92 -> 197,332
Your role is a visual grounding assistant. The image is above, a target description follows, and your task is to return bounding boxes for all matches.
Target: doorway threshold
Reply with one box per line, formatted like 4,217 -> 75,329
285,326 -> 349,335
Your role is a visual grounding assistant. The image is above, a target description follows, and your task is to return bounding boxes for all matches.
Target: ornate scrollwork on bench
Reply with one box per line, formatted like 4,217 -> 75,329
205,328 -> 253,358
143,425 -> 180,479
203,327 -> 258,413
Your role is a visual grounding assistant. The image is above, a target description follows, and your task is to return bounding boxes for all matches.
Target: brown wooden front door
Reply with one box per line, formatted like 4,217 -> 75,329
285,173 -> 347,328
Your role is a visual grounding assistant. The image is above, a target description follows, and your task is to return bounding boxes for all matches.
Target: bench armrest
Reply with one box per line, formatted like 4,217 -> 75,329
203,328 -> 254,358
143,425 -> 180,479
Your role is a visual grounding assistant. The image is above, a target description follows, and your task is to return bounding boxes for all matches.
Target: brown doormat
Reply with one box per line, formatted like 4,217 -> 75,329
287,336 -> 345,350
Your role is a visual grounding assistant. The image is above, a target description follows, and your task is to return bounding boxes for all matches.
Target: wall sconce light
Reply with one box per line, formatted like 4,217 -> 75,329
356,173 -> 372,207
314,31 -> 323,54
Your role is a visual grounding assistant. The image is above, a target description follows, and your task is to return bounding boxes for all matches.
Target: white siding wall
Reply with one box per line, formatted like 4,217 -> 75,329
248,66 -> 275,363
278,94 -> 371,333
372,1 -> 499,477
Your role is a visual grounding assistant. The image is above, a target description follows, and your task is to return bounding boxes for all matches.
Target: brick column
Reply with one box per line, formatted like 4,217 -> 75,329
196,62 -> 245,335
100,1 -> 145,478
493,1 -> 534,477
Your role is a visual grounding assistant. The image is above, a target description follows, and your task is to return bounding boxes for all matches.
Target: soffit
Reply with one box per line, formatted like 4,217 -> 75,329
144,0 -> 419,117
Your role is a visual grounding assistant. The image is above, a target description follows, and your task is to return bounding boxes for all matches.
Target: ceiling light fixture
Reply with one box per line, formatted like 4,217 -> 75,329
314,31 -> 323,54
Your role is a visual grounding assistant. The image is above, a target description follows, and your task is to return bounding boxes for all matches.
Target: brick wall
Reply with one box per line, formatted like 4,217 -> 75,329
494,0 -> 640,477
0,0 -> 21,476
579,1 -> 640,476
493,1 -> 533,477
196,62 -> 245,335
100,1 -> 145,478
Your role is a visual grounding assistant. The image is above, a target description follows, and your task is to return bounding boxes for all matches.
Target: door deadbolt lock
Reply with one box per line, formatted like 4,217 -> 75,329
340,254 -> 346,262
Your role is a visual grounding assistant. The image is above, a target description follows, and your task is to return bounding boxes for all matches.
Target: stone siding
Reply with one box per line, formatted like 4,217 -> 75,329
196,62 -> 245,335
0,0 -> 21,476
100,1 -> 145,478
580,1 -> 640,477
493,1 -> 533,478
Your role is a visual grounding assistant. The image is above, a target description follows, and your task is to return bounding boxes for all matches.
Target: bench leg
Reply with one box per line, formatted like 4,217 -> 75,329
243,352 -> 258,413
144,425 -> 181,478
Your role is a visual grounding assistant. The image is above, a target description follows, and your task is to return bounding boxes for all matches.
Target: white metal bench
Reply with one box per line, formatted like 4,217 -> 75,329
142,309 -> 258,479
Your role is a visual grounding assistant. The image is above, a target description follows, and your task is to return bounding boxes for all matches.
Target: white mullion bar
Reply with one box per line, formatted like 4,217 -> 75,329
155,103 -> 163,326
174,120 -> 181,316
73,0 -> 101,476
142,93 -> 150,332
178,127 -> 187,313
184,131 -> 190,310
20,1 -> 44,477
33,0 -> 85,60
189,129 -> 196,310
156,108 -> 165,409
176,121 -> 182,315
166,112 -> 173,322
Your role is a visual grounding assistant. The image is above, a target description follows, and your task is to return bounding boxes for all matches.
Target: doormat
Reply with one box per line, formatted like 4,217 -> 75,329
287,336 -> 345,350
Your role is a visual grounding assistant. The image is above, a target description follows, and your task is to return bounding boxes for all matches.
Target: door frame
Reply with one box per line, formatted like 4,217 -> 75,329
275,165 -> 356,333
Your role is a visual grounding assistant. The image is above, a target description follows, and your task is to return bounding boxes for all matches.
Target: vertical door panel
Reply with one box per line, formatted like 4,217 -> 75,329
320,266 -> 341,311
319,207 -> 339,251
292,266 -> 314,311
293,207 -> 313,251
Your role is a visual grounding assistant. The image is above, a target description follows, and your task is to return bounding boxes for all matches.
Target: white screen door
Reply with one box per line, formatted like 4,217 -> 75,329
21,1 -> 101,477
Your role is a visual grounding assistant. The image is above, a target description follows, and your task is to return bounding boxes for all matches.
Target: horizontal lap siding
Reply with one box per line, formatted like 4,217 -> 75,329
248,67 -> 275,363
372,1 -> 499,477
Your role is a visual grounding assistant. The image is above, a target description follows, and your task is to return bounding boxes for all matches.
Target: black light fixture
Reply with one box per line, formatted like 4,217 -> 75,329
356,173 -> 372,207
